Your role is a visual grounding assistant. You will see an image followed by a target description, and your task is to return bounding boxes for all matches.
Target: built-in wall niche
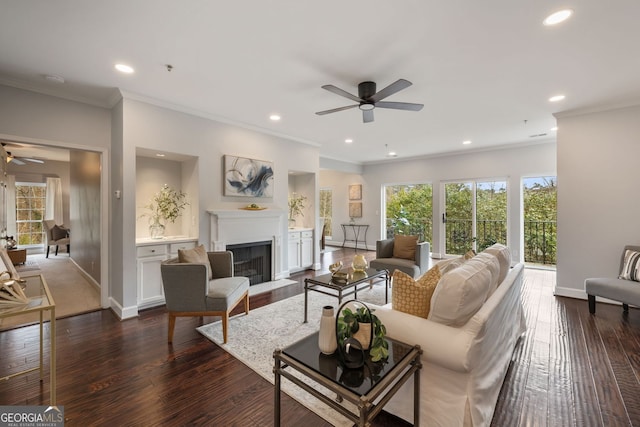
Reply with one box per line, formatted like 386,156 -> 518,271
135,148 -> 199,239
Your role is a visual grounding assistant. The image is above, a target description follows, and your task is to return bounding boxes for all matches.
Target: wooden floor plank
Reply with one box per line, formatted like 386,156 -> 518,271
1,249 -> 640,426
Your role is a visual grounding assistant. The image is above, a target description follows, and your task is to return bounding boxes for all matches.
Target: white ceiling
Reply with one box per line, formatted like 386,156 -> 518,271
1,1 -> 640,164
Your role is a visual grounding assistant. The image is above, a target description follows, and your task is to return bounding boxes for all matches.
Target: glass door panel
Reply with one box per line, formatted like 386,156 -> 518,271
444,182 -> 473,255
475,181 -> 507,251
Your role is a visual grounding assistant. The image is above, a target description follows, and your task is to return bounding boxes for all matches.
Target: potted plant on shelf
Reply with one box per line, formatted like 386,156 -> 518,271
288,192 -> 307,228
336,303 -> 389,363
141,184 -> 189,239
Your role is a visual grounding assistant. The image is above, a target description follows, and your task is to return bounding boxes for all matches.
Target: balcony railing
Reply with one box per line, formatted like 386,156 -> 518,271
387,218 -> 556,265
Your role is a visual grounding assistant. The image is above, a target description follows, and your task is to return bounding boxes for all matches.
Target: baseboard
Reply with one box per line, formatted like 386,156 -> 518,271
110,297 -> 138,320
69,257 -> 101,292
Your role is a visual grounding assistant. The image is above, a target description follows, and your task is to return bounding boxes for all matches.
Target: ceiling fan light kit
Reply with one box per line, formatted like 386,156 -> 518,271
316,79 -> 424,123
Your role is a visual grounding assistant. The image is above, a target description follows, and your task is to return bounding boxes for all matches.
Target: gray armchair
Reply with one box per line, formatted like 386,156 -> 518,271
369,237 -> 430,278
43,219 -> 70,258
161,251 -> 250,344
585,245 -> 640,314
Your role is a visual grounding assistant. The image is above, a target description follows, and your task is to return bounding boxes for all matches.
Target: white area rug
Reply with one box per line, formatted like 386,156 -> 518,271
248,278 -> 297,297
197,283 -> 388,426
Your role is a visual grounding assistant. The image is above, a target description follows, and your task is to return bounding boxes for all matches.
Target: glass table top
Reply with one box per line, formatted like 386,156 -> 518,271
282,332 -> 413,396
0,274 -> 54,317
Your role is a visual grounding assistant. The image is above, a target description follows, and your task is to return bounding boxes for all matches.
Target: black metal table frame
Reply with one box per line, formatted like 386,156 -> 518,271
273,337 -> 422,427
341,224 -> 369,251
303,268 -> 389,323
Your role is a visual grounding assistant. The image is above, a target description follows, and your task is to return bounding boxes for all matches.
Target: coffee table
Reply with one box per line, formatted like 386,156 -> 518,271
303,267 -> 389,323
273,332 -> 422,426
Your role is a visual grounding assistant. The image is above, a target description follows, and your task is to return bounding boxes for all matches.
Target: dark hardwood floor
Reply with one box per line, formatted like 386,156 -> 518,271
1,247 -> 639,426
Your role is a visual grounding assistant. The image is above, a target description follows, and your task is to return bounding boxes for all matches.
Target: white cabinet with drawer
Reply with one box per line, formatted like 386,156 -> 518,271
288,229 -> 313,273
136,238 -> 197,309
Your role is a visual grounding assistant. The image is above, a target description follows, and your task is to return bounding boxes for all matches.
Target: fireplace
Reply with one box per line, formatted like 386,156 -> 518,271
226,240 -> 272,285
208,209 -> 286,281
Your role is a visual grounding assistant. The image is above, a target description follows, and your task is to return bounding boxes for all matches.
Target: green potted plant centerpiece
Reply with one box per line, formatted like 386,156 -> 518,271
336,303 -> 389,363
141,184 -> 189,239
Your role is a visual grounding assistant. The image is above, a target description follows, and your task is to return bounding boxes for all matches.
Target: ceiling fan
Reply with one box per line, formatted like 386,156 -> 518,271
315,78 -> 423,123
1,143 -> 45,165
6,152 -> 44,166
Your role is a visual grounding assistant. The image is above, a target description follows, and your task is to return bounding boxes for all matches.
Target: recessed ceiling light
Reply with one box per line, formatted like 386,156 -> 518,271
543,9 -> 573,26
155,153 -> 165,157
115,63 -> 134,74
345,139 -> 353,144
387,151 -> 397,157
269,114 -> 281,121
550,126 -> 558,131
463,140 -> 472,145
549,95 -> 566,102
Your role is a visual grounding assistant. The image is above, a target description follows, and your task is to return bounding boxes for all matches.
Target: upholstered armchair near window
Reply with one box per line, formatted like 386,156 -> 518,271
160,249 -> 250,344
43,219 -> 70,258
369,235 -> 430,279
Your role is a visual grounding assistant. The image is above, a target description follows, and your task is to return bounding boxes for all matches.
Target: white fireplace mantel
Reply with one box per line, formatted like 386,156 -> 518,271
207,209 -> 286,279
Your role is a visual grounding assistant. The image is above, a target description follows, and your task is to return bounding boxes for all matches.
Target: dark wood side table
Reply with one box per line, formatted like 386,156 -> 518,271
7,248 -> 27,265
274,332 -> 422,426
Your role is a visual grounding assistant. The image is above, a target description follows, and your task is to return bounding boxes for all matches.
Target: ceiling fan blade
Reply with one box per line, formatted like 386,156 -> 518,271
23,158 -> 45,164
315,104 -> 358,115
369,79 -> 412,102
363,109 -> 374,123
321,85 -> 362,102
375,101 -> 424,111
11,158 -> 26,166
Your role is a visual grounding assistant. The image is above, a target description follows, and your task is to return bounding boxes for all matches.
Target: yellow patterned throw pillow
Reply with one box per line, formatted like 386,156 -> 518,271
392,265 -> 442,318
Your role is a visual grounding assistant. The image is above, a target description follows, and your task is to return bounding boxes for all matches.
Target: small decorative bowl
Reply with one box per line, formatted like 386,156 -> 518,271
329,261 -> 343,275
331,272 -> 348,285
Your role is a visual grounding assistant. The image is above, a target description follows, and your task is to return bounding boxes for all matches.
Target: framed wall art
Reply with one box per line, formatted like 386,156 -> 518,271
224,155 -> 274,197
349,202 -> 362,218
349,184 -> 362,200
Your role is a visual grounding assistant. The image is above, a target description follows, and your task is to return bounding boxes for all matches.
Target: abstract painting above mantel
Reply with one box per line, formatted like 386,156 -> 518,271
224,155 -> 274,198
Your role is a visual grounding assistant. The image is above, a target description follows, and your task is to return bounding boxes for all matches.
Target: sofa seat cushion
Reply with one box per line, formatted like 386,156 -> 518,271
206,276 -> 250,311
429,257 -> 493,327
371,257 -> 420,278
392,266 -> 442,318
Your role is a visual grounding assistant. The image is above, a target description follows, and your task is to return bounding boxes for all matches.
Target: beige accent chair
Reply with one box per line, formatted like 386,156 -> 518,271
43,220 -> 70,258
160,251 -> 250,344
369,237 -> 430,278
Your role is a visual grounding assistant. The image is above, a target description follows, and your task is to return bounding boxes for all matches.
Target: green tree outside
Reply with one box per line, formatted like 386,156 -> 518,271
385,184 -> 433,243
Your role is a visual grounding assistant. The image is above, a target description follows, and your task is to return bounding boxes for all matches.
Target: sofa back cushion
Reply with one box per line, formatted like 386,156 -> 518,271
483,243 -> 511,284
428,256 -> 494,327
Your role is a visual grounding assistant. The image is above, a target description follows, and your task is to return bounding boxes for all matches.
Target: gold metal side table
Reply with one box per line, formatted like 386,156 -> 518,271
0,274 -> 56,404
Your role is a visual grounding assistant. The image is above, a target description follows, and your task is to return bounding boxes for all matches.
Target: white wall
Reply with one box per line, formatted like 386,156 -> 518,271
321,142 -> 557,260
117,98 -> 320,314
555,104 -> 640,298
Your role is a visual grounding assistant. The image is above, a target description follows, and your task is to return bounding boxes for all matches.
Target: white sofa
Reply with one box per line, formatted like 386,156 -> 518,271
369,244 -> 525,426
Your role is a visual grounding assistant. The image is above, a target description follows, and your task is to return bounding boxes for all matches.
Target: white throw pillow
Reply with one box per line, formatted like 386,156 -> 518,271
428,257 -> 493,327
471,252 -> 501,297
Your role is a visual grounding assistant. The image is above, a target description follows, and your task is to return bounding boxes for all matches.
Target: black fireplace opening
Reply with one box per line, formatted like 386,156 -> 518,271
226,240 -> 272,285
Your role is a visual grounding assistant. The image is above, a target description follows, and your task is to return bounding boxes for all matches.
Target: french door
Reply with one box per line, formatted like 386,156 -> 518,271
443,180 -> 507,256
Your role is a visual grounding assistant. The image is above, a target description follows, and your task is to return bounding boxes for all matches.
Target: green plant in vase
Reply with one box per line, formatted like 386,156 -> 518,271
337,304 -> 389,362
141,184 -> 189,239
288,192 -> 307,227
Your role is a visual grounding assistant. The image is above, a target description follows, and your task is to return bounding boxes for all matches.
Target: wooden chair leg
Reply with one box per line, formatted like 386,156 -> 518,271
55,245 -> 59,256
222,313 -> 229,344
588,295 -> 596,314
46,246 -> 50,258
168,313 -> 176,343
244,292 -> 250,315
623,303 -> 629,312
